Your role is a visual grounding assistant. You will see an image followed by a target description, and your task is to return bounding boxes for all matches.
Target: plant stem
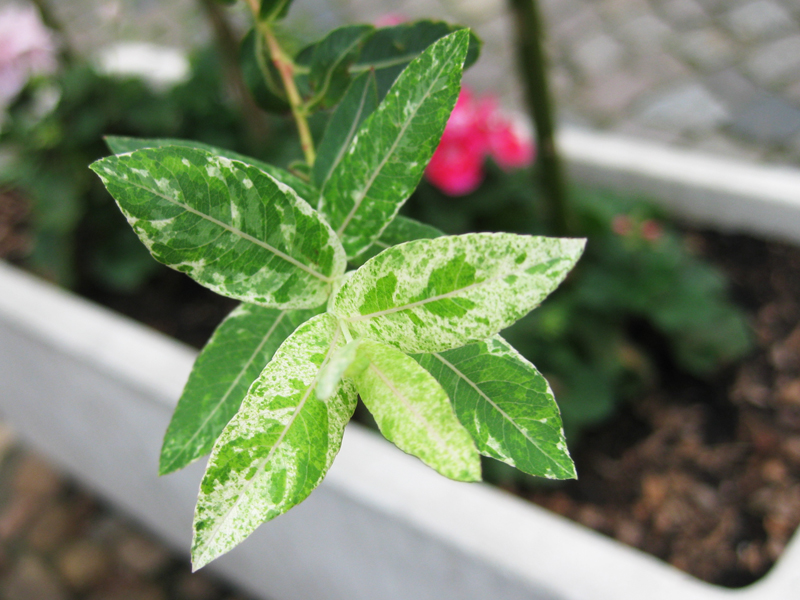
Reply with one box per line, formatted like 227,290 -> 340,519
244,0 -> 316,165
197,0 -> 270,145
508,0 -> 570,235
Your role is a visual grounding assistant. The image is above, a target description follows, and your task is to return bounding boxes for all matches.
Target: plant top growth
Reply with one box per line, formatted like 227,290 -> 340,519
90,1 -> 584,569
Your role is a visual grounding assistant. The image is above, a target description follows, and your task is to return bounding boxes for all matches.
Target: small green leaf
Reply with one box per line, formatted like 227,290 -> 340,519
352,339 -> 481,481
353,20 -> 482,97
349,215 -> 442,267
91,147 -> 346,308
312,70 -> 378,202
295,25 -> 374,109
104,136 -> 317,203
259,0 -> 292,21
240,28 -> 289,113
316,338 -> 362,400
319,30 -> 469,260
331,233 -> 585,353
413,336 -> 576,480
192,313 -> 356,569
159,304 -> 318,475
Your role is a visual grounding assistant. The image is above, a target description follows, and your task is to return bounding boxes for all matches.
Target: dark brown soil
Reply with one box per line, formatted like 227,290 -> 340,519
525,231 -> 800,587
3,189 -> 800,589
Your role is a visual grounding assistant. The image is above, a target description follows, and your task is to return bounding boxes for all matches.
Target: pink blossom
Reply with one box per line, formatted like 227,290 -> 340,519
0,3 -> 57,109
374,13 -> 407,27
425,88 -> 535,196
640,219 -> 663,242
612,215 -> 633,237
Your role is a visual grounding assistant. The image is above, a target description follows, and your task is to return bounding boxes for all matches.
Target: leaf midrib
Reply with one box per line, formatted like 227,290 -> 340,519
121,175 -> 334,284
368,361 -> 449,451
347,262 -> 526,322
431,350 -> 571,477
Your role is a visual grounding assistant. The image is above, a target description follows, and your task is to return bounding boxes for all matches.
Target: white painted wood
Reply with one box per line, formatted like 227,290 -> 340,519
560,128 -> 800,244
1,260 -> 798,599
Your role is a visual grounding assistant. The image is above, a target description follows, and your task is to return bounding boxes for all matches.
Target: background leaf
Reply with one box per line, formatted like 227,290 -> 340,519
192,313 -> 356,569
295,25 -> 374,109
413,336 -> 576,480
350,215 -> 442,267
91,146 -> 345,308
259,0 -> 292,21
352,339 -> 481,481
240,28 -> 290,113
311,71 -> 378,203
331,232 -> 585,353
353,20 -> 482,98
160,304 -> 318,475
319,30 -> 469,259
104,136 -> 317,202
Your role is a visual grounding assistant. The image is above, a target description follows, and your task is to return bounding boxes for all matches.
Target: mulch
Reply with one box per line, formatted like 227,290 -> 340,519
2,188 -> 800,589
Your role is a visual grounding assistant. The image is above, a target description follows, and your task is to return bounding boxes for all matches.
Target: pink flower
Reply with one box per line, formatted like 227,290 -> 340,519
640,219 -> 663,242
374,13 -> 407,27
0,3 -> 57,110
612,215 -> 633,237
425,88 -> 535,196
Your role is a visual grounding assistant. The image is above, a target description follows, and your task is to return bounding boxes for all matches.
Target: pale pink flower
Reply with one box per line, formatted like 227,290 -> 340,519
0,3 -> 57,109
425,88 -> 535,196
374,13 -> 406,27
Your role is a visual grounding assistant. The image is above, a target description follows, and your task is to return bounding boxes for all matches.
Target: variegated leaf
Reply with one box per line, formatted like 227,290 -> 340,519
331,232 -> 585,353
104,136 -> 317,203
413,336 -> 576,480
160,304 -> 318,475
90,147 -> 346,309
319,30 -> 468,260
351,339 -> 481,481
349,215 -> 442,267
312,71 -> 378,205
192,313 -> 356,569
316,338 -> 362,400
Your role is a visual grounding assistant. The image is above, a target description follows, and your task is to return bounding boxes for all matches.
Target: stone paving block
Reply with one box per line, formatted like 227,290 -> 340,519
571,33 -> 625,79
551,5 -> 604,43
580,70 -> 655,119
725,0 -> 797,42
56,539 -> 111,591
706,68 -> 759,109
660,0 -> 710,27
597,0 -> 652,22
673,27 -> 737,72
635,82 -> 730,132
729,93 -> 800,143
746,34 -> 800,87
617,14 -> 673,49
1,554 -> 68,600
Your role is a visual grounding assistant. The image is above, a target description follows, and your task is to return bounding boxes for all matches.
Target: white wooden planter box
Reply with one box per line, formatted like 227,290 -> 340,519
2,138 -> 800,600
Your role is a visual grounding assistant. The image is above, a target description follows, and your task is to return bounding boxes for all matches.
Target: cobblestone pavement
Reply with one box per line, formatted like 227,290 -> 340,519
0,425 -> 261,600
7,0 -> 800,165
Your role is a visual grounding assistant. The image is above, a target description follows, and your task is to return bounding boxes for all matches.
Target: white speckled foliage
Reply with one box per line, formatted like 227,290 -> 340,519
91,27 -> 585,571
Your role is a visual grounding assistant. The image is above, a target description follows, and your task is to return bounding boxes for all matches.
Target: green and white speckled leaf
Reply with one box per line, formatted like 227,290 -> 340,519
413,336 -> 576,480
331,233 -> 586,353
90,147 -> 346,309
159,304 -> 318,475
192,313 -> 356,569
352,339 -> 481,481
349,215 -> 443,267
104,136 -> 317,203
312,70 -> 378,205
319,30 -> 468,260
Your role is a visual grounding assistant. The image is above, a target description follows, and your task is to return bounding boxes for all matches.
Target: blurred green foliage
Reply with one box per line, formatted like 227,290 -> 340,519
0,47 -> 297,290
